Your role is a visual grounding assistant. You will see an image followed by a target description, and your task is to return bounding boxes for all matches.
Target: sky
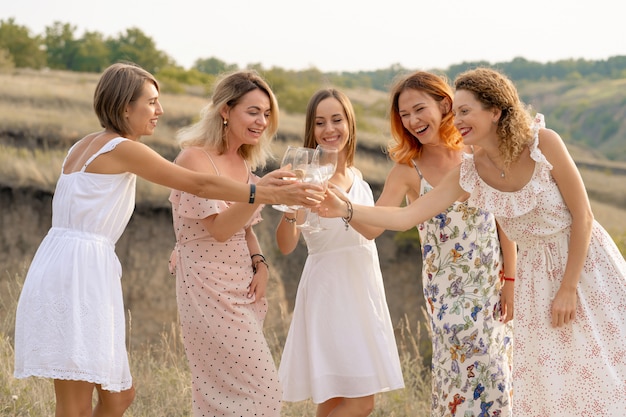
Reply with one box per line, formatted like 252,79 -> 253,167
2,0 -> 624,73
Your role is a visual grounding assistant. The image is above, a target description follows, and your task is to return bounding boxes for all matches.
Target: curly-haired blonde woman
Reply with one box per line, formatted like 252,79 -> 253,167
321,67 -> 626,417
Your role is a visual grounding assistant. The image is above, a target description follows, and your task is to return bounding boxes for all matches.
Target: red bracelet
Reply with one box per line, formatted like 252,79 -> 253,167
503,276 -> 515,282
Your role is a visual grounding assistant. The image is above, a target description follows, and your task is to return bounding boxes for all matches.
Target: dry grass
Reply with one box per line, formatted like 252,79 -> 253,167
0,274 -> 431,417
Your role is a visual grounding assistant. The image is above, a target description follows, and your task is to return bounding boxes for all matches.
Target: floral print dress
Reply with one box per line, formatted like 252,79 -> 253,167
460,114 -> 626,417
414,161 -> 513,417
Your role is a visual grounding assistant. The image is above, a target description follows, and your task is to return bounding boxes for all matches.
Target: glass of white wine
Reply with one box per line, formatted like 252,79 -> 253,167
272,146 -> 301,213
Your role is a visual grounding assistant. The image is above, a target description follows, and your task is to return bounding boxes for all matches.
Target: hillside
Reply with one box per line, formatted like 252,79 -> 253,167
1,69 -> 626,347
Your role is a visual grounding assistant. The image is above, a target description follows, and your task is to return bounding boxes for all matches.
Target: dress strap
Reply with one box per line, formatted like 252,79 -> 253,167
410,159 -> 424,180
200,149 -> 251,182
81,137 -> 128,172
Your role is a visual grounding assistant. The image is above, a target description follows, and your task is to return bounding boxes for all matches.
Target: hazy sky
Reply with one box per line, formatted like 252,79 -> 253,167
2,0 -> 624,73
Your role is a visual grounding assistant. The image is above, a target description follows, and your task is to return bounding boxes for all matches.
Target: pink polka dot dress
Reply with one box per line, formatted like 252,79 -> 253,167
169,173 -> 281,417
460,114 -> 626,417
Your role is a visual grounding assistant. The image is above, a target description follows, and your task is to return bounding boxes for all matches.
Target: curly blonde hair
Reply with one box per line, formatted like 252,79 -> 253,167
387,71 -> 462,165
454,67 -> 533,168
176,69 -> 278,170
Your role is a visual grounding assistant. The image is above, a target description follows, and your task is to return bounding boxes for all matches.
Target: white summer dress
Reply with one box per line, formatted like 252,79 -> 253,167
279,168 -> 404,403
460,114 -> 626,417
14,137 -> 135,392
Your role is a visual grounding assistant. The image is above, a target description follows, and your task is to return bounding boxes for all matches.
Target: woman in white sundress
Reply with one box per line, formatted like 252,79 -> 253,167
320,67 -> 626,417
276,89 -> 404,417
13,62 -> 322,417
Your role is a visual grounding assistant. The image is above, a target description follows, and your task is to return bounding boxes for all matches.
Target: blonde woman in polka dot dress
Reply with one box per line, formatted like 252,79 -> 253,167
169,70 -> 283,416
320,68 -> 626,417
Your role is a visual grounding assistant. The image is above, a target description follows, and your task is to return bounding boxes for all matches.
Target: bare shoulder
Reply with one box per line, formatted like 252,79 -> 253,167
536,128 -> 571,162
174,146 -> 213,172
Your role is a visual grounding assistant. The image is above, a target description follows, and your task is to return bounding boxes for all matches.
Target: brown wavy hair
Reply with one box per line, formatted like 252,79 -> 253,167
388,71 -> 462,165
303,89 -> 357,167
454,67 -> 533,168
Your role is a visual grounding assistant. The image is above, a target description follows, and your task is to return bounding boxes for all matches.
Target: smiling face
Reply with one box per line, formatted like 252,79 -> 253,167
313,97 -> 350,154
452,89 -> 500,146
124,81 -> 163,140
397,88 -> 447,146
223,88 -> 271,147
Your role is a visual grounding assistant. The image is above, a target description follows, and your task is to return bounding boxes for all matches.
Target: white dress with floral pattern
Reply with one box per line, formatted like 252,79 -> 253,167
460,114 -> 626,417
416,162 -> 513,417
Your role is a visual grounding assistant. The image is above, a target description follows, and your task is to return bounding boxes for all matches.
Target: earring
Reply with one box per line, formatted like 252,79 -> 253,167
223,119 -> 228,126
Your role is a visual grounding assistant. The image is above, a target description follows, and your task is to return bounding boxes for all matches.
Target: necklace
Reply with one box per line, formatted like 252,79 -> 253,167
485,154 -> 506,179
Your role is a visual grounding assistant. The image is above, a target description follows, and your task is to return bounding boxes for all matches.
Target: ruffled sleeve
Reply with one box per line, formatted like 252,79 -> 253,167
168,172 -> 264,227
459,113 -> 556,218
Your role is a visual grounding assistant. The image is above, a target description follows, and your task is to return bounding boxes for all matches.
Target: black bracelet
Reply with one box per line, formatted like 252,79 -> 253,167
284,215 -> 297,224
252,258 -> 269,274
248,183 -> 256,204
250,253 -> 266,261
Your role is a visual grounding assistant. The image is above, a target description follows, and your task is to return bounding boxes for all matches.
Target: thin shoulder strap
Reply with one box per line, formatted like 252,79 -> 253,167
81,137 -> 128,172
201,149 -> 220,175
61,141 -> 81,171
410,159 -> 424,180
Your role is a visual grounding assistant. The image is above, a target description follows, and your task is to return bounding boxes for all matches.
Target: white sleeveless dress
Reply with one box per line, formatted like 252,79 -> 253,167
460,114 -> 626,416
279,169 -> 404,403
14,137 -> 136,392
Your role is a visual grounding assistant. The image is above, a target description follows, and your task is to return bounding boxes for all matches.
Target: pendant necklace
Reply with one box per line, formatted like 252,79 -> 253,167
485,154 -> 505,179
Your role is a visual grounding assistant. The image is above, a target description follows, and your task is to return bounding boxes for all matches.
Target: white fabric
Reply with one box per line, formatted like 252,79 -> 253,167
460,114 -> 626,416
14,137 -> 135,392
279,171 -> 404,403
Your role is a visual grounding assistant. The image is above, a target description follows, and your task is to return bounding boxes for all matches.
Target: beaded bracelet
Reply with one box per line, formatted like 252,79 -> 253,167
252,258 -> 269,274
250,253 -> 266,262
284,215 -> 297,224
342,200 -> 353,231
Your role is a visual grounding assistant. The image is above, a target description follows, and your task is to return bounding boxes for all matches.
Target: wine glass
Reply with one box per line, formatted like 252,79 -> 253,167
301,145 -> 338,232
272,146 -> 300,212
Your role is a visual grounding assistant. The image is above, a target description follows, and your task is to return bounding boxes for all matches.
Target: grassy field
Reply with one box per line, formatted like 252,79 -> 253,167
0,274 -> 431,417
1,68 -> 626,416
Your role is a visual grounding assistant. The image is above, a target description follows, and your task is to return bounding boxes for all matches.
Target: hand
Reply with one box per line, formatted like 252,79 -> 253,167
317,184 -> 348,218
499,281 -> 514,323
248,262 -> 268,300
550,285 -> 577,327
259,169 -> 324,207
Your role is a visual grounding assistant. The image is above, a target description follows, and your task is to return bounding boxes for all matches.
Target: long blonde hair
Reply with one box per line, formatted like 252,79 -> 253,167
176,69 -> 278,170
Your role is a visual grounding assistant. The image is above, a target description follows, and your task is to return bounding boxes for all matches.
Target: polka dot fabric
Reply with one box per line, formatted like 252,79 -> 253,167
460,114 -> 626,416
169,174 -> 281,417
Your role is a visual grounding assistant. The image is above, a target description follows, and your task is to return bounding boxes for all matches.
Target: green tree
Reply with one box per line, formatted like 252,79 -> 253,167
193,56 -> 238,75
106,27 -> 173,74
44,21 -> 79,70
72,31 -> 110,72
0,18 -> 46,69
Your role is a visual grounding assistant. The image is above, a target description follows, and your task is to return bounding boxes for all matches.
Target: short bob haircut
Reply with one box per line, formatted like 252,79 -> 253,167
303,89 -> 357,167
177,69 -> 278,170
93,62 -> 159,137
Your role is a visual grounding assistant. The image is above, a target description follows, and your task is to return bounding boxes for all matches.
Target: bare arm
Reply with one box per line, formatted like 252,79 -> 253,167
349,163 -> 414,240
275,210 -> 305,255
102,140 -> 323,206
539,128 -> 594,327
497,223 -> 517,323
320,166 -> 465,231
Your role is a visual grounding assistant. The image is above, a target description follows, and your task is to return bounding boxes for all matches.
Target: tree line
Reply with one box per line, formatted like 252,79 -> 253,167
3,17 -> 626,84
